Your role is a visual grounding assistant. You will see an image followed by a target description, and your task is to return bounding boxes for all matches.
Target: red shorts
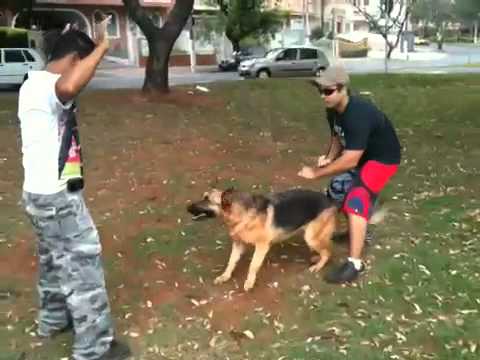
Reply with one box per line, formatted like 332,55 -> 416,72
342,160 -> 398,220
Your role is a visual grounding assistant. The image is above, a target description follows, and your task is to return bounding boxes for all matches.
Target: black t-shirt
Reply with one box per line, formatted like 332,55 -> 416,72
327,95 -> 401,166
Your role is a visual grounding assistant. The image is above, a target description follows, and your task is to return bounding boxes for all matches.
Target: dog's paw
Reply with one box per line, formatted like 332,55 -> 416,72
243,278 -> 256,292
310,255 -> 321,263
214,274 -> 230,285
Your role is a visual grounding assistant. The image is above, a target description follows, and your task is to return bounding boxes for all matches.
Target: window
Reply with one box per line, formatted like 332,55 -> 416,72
23,50 -> 35,62
93,10 -> 120,38
5,50 -> 25,63
277,48 -> 298,61
300,49 -> 318,60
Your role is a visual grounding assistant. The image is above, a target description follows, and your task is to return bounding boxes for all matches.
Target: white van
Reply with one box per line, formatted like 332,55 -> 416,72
0,48 -> 45,85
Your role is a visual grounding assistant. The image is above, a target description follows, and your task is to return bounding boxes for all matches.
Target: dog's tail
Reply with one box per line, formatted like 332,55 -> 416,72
368,206 -> 389,225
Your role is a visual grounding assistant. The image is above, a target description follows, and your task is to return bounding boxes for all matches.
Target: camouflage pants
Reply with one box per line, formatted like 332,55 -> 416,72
23,190 -> 114,360
327,170 -> 358,206
327,170 -> 378,215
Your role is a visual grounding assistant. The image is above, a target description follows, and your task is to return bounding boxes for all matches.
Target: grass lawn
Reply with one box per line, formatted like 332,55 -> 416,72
0,74 -> 479,360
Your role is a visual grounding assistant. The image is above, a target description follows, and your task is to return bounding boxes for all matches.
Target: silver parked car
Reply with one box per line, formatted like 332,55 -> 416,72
238,46 -> 329,79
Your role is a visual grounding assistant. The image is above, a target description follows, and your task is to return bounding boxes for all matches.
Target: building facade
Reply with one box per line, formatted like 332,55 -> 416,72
2,0 -> 398,65
5,0 -> 220,66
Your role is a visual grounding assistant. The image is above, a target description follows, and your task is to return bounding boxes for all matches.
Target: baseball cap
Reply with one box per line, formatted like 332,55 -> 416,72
312,64 -> 350,88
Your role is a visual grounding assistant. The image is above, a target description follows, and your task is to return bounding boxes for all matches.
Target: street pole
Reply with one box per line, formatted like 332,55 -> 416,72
189,16 -> 196,74
405,7 -> 409,61
384,2 -> 389,73
304,0 -> 312,45
332,8 -> 336,58
384,24 -> 388,72
474,17 -> 479,45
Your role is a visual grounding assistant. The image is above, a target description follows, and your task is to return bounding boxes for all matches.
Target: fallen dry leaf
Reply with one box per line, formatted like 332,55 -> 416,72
243,330 -> 255,339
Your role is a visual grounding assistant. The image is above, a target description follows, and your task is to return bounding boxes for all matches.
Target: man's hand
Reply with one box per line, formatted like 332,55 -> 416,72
317,155 -> 332,167
94,13 -> 111,49
298,166 -> 318,179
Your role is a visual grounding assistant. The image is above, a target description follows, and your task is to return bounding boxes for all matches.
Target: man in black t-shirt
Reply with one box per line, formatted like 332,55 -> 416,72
298,65 -> 401,284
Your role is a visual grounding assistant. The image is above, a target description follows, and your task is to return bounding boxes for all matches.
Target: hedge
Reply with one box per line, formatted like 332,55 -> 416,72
0,27 -> 29,48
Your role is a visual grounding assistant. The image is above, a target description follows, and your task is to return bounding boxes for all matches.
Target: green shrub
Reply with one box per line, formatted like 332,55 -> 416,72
0,27 -> 29,48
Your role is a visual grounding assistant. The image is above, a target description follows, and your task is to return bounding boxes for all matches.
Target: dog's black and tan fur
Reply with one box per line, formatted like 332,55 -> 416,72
187,188 -> 337,291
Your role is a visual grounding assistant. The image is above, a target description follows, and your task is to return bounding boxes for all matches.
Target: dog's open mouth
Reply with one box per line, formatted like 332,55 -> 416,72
187,204 -> 216,221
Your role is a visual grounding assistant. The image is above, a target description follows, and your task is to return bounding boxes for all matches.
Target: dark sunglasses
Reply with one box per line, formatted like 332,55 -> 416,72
320,85 -> 343,96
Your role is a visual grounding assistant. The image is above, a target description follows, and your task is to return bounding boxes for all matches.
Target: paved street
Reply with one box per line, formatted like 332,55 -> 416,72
89,43 -> 480,90
2,44 -> 480,95
89,65 -> 238,90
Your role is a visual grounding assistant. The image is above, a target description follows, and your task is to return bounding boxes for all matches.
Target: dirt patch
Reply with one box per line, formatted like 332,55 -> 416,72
0,87 -> 343,355
88,89 -> 226,110
0,233 -> 36,282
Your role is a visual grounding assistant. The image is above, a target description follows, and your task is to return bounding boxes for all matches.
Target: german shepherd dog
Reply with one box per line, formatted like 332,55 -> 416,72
187,188 -> 337,291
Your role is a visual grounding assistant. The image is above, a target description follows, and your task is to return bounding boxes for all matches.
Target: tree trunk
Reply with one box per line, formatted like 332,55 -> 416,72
231,39 -> 240,52
143,31 -> 172,92
123,0 -> 194,93
436,31 -> 443,51
225,27 -> 240,52
387,44 -> 395,59
27,0 -> 34,29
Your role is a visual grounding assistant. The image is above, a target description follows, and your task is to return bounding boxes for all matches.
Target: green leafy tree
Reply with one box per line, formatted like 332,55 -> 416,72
355,0 -> 415,63
453,0 -> 480,42
213,0 -> 286,51
411,0 -> 453,49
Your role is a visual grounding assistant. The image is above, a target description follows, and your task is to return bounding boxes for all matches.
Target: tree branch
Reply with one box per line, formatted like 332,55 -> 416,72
391,7 -> 411,49
355,0 -> 413,48
161,0 -> 195,39
122,0 -> 158,37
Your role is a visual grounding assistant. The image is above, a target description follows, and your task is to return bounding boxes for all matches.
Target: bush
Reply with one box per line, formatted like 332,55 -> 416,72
340,48 -> 369,58
443,35 -> 474,43
338,38 -> 369,58
0,27 -> 28,48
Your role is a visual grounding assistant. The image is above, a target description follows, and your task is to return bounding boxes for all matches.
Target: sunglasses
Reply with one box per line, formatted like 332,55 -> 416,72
320,85 -> 343,97
321,88 -> 336,96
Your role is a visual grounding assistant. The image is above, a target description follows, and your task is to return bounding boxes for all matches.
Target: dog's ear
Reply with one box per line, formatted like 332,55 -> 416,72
221,187 -> 235,211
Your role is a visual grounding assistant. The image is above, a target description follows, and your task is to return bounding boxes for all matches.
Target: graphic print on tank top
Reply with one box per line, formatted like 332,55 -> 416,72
58,103 -> 84,184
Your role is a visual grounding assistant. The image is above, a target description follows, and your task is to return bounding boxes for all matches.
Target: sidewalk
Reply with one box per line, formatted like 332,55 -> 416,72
99,59 -> 218,73
340,44 -> 480,73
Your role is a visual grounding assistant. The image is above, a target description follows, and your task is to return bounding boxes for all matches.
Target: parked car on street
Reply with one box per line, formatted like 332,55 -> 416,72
219,49 -> 255,72
238,46 -> 329,79
414,37 -> 430,46
0,48 -> 45,86
218,48 -> 266,72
